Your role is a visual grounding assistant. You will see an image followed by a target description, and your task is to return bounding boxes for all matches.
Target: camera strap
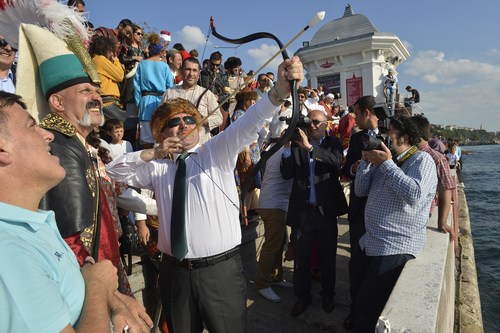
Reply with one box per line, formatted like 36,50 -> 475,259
395,145 -> 418,167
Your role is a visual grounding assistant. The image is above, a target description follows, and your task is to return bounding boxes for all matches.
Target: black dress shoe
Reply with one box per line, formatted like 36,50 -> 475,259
343,312 -> 354,330
291,297 -> 311,317
322,295 -> 335,313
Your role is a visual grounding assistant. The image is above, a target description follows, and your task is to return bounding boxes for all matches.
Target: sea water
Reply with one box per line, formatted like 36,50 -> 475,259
462,144 -> 500,332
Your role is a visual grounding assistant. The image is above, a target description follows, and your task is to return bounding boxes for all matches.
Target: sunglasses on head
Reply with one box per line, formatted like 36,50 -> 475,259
164,116 -> 197,129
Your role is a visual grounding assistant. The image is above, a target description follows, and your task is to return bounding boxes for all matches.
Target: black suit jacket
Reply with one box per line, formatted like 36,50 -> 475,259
343,130 -> 368,224
281,135 -> 348,228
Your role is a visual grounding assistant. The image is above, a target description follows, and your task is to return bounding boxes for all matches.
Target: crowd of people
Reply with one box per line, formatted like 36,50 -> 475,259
0,1 -> 461,332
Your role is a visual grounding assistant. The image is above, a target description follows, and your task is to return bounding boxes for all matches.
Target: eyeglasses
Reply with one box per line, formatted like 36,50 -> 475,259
164,116 -> 197,129
135,32 -> 143,36
311,119 -> 326,126
210,62 -> 221,67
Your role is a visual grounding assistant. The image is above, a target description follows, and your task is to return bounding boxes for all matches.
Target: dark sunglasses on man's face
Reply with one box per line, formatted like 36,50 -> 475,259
0,39 -> 17,52
311,119 -> 325,126
165,116 -> 196,129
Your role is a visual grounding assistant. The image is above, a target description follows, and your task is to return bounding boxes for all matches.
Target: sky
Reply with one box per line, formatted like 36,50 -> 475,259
85,0 -> 500,132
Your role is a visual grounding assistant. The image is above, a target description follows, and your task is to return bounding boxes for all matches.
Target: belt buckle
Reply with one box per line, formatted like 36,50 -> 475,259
187,259 -> 194,270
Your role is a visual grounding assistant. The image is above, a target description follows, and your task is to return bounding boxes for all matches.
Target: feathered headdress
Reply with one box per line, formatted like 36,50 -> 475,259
0,0 -> 100,121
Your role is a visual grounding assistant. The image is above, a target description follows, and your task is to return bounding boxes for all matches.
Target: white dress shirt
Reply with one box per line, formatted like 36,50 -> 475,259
258,146 -> 293,211
106,95 -> 279,258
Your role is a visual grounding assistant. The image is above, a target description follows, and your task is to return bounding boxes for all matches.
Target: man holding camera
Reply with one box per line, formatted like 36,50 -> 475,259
281,110 -> 348,317
352,116 -> 437,332
342,95 -> 379,329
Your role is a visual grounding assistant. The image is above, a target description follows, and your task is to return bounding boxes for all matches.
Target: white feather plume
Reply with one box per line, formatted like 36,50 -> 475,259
0,0 -> 89,48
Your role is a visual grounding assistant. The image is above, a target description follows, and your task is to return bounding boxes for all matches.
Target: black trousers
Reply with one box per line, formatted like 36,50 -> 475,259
293,206 -> 338,301
159,253 -> 247,333
348,212 -> 366,306
353,252 -> 414,333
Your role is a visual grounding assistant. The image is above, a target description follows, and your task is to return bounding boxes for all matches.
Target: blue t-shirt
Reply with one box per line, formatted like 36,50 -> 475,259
0,203 -> 85,333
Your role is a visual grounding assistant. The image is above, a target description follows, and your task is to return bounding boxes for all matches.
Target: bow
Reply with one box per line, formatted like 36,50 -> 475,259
210,12 -> 325,224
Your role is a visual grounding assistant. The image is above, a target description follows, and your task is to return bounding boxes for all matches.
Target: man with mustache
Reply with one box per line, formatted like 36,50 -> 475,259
0,91 -> 152,333
14,24 -> 125,285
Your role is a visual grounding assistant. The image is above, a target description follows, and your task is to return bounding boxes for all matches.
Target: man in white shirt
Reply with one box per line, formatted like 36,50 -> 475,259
161,57 -> 222,144
106,56 -> 304,333
0,35 -> 16,94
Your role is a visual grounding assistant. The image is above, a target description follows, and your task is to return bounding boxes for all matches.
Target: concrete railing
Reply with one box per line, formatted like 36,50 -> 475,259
379,204 -> 456,332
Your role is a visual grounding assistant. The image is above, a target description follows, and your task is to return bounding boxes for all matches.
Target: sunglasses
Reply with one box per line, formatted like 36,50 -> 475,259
0,38 -> 15,51
135,32 -> 143,36
311,119 -> 326,126
210,62 -> 221,67
163,116 -> 197,130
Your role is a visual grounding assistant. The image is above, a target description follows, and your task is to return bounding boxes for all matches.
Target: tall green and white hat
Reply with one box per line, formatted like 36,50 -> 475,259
0,0 -> 100,121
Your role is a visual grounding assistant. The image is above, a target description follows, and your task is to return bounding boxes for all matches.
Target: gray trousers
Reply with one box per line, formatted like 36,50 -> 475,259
159,253 -> 247,333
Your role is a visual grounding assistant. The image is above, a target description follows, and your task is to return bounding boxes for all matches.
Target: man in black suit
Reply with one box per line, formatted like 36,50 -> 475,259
342,95 -> 379,329
281,110 -> 348,317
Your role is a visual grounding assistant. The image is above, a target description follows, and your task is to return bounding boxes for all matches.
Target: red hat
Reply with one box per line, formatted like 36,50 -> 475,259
160,30 -> 171,42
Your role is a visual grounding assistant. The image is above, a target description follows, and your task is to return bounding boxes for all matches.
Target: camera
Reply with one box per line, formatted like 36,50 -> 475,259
279,114 -> 311,141
357,104 -> 393,151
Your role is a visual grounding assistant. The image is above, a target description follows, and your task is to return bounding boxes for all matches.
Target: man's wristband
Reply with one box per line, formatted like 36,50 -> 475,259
268,87 -> 289,107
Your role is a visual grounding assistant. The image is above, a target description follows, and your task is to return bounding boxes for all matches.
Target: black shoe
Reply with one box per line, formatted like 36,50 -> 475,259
322,295 -> 335,313
343,312 -> 354,330
291,297 -> 311,317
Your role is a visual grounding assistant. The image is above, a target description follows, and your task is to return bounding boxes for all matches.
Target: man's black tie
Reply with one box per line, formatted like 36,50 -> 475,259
171,151 -> 190,261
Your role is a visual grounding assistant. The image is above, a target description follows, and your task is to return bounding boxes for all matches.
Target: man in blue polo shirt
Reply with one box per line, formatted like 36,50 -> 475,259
0,92 -> 152,333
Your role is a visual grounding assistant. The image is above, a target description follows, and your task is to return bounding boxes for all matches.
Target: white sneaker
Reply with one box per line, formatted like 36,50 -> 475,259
272,279 -> 294,289
258,287 -> 281,302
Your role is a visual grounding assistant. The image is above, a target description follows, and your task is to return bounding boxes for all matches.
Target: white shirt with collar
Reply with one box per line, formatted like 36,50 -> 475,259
106,95 -> 279,258
0,69 -> 15,93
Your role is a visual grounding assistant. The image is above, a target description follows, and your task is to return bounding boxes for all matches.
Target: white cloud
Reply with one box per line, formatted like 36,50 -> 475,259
405,50 -> 500,85
402,50 -> 500,131
247,43 -> 282,72
175,25 -> 209,51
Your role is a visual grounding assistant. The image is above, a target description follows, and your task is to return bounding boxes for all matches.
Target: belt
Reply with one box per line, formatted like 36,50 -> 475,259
163,246 -> 240,270
142,91 -> 164,97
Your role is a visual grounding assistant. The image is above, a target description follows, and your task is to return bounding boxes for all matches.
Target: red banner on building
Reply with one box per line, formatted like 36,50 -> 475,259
346,76 -> 362,106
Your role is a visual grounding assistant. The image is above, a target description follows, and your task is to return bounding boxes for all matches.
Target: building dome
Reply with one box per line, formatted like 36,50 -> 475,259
310,4 -> 379,46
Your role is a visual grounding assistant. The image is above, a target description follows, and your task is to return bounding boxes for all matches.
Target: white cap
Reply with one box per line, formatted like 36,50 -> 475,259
326,93 -> 335,100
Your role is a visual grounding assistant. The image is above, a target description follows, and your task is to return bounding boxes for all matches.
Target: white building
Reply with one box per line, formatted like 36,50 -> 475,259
295,4 -> 410,108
